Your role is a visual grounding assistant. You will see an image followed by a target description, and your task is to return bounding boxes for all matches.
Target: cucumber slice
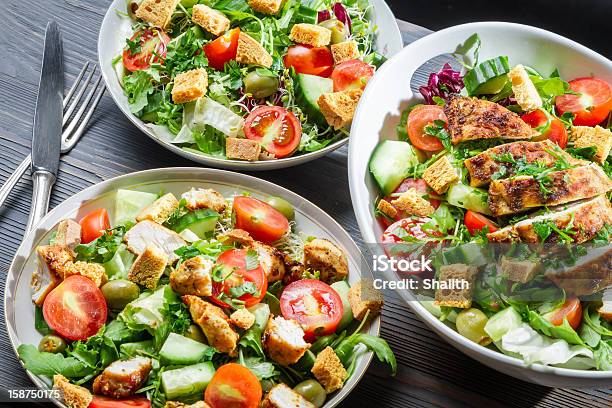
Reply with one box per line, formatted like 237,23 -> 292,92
295,74 -> 333,125
161,362 -> 216,400
114,189 -> 158,225
160,333 -> 214,365
438,242 -> 492,267
248,303 -> 271,331
369,140 -> 420,195
292,350 -> 316,371
330,281 -> 353,331
169,208 -> 219,239
464,56 -> 510,96
120,339 -> 156,358
446,183 -> 491,215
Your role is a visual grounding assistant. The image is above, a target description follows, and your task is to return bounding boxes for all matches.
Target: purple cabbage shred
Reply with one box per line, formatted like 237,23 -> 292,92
317,10 -> 331,23
332,3 -> 352,33
418,63 -> 464,105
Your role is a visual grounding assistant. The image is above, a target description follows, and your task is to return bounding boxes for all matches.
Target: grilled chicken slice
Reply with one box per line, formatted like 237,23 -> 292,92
124,220 -> 186,262
251,241 -> 286,282
444,95 -> 538,144
92,357 -> 152,399
32,245 -> 74,306
183,295 -> 238,355
170,255 -> 214,296
487,195 -> 612,244
487,163 -> 612,216
465,140 -> 587,187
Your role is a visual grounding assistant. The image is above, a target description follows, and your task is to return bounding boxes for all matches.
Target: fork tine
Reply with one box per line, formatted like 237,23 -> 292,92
63,61 -> 90,108
62,65 -> 97,126
61,79 -> 105,153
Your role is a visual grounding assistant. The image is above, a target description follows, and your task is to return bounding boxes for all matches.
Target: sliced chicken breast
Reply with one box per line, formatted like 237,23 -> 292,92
92,357 -> 152,399
545,244 -> 611,296
124,220 -> 186,262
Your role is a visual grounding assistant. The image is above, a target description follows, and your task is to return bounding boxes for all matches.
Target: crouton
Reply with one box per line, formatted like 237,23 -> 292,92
348,279 -> 384,321
54,219 -> 81,250
183,295 -> 239,355
63,261 -> 108,287
128,244 -> 168,289
500,256 -> 540,283
230,308 -> 255,330
219,228 -> 254,245
36,245 -> 74,279
226,137 -> 262,161
311,347 -> 347,393
53,375 -> 93,408
572,125 -> 612,165
263,316 -> 310,366
262,383 -> 316,408
303,238 -> 349,283
172,68 -> 209,104
331,41 -> 359,64
434,264 -> 478,308
289,23 -> 331,47
136,193 -> 179,224
507,64 -> 543,112
376,199 -> 398,219
191,5 -> 230,36
236,32 -> 273,67
247,0 -> 282,15
423,156 -> 459,194
166,402 -> 211,408
317,89 -> 363,129
391,188 -> 435,217
170,255 -> 214,296
251,241 -> 286,282
181,188 -> 227,213
135,0 -> 179,28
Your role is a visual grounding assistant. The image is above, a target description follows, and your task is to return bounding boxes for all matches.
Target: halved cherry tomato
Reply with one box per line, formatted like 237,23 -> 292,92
555,77 -> 612,126
204,28 -> 240,71
378,178 -> 440,228
544,297 -> 582,330
244,106 -> 302,158
280,279 -> 343,341
205,363 -> 262,408
122,28 -> 170,72
210,248 -> 267,308
381,217 -> 440,275
284,45 -> 334,77
43,275 -> 107,341
79,208 -> 111,244
522,109 -> 568,148
233,196 -> 289,243
89,396 -> 151,408
407,105 -> 447,152
331,59 -> 374,92
464,210 -> 498,236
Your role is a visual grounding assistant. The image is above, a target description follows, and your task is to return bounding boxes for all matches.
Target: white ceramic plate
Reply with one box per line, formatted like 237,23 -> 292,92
5,168 -> 380,407
348,22 -> 612,387
97,0 -> 403,170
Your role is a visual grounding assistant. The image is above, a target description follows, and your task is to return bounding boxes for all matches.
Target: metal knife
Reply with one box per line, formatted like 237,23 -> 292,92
26,21 -> 63,232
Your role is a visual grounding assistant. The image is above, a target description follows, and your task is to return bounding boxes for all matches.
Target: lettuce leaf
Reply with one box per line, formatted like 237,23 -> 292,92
18,344 -> 93,378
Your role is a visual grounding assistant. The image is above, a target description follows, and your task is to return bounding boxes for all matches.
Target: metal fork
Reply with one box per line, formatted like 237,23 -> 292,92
0,61 -> 106,209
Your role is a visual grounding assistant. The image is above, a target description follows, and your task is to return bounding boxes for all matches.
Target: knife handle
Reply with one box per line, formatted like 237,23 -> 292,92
25,170 -> 56,233
0,155 -> 32,210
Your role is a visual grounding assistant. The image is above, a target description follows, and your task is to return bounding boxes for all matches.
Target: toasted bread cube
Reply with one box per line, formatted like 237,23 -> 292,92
172,68 -> 209,104
391,188 -> 435,217
54,219 -> 81,250
226,137 -> 261,161
248,0 -> 283,14
263,316 -> 310,366
183,295 -> 239,355
572,125 -> 612,164
135,0 -> 179,28
236,32 -> 273,67
63,261 -> 108,287
290,23 -> 331,47
192,5 -> 230,36
170,255 -> 214,296
181,188 -> 227,213
376,199 -> 398,219
230,308 -> 256,330
331,41 -> 359,64
508,64 -> 542,112
37,245 -> 75,279
423,156 -> 458,194
262,383 -> 316,408
317,89 -> 363,129
136,192 -> 179,224
434,264 -> 477,308
311,347 -> 347,393
128,244 -> 168,289
348,279 -> 384,321
500,256 -> 540,283
303,238 -> 349,283
53,375 -> 93,408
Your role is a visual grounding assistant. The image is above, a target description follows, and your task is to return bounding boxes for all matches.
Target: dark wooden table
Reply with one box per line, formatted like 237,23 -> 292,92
0,1 -> 610,406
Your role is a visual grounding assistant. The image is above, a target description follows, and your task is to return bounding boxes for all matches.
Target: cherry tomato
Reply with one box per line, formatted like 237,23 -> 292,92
545,297 -> 582,330
122,28 -> 170,72
79,208 -> 111,244
204,28 -> 240,71
280,279 -> 343,341
244,106 -> 302,158
464,210 -> 498,236
331,59 -> 375,92
555,77 -> 612,126
284,45 -> 334,77
210,248 -> 267,308
381,218 -> 440,275
89,396 -> 151,408
205,363 -> 262,408
233,196 -> 289,243
407,105 -> 447,152
378,178 -> 440,228
43,275 -> 107,341
521,109 -> 568,148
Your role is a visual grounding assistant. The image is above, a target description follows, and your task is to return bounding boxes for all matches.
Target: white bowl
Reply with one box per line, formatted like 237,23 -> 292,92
5,168 -> 379,407
97,0 -> 403,170
348,22 -> 612,388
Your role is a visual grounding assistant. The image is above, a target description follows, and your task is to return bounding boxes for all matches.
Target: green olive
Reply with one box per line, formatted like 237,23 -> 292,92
244,71 -> 280,99
456,308 -> 491,346
184,324 -> 208,344
38,334 -> 67,354
319,19 -> 347,44
101,280 -> 140,311
293,379 -> 326,407
266,196 -> 295,220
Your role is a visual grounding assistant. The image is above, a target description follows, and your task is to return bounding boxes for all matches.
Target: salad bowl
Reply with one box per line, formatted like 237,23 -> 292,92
348,22 -> 612,387
98,0 -> 403,170
5,168 -> 390,407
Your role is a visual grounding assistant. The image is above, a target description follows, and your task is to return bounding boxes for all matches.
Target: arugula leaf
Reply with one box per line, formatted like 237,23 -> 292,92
528,311 -> 584,345
594,340 -> 612,371
122,69 -> 158,114
566,146 -> 597,161
18,344 -> 93,378
424,119 -> 451,150
163,26 -> 208,78
174,239 -> 232,262
334,333 -> 397,375
452,33 -> 481,70
74,225 -> 131,263
241,355 -> 279,380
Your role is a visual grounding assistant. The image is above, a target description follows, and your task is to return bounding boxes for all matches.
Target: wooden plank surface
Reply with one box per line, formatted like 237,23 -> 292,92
0,1 -> 610,406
